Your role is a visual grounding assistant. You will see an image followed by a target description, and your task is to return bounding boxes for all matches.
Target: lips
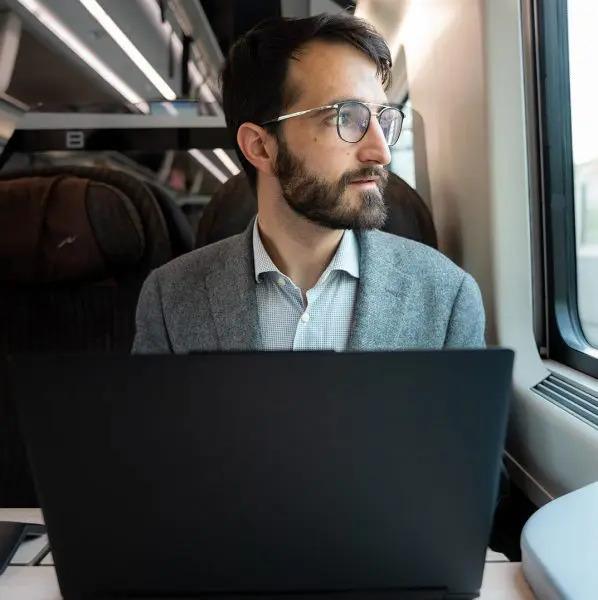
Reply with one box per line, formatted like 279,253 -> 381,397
351,179 -> 378,184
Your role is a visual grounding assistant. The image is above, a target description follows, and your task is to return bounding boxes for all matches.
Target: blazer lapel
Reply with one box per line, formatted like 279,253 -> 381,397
203,225 -> 416,351
204,221 -> 263,351
347,231 -> 416,350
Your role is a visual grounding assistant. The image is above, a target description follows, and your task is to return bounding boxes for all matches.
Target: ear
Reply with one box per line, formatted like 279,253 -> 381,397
237,122 -> 277,177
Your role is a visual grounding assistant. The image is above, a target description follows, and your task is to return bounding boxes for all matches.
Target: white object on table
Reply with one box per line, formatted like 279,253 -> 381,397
522,481 -> 598,600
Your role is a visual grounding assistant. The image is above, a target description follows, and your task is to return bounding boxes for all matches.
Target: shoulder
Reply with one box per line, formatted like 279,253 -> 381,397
152,231 -> 247,285
362,229 -> 469,284
361,230 -> 483,317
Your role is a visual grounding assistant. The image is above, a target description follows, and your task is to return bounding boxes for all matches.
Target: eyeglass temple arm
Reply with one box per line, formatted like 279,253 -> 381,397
261,103 -> 403,126
261,105 -> 338,126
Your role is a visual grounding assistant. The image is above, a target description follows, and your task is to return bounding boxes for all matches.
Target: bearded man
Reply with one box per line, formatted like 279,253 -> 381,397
132,13 -> 484,354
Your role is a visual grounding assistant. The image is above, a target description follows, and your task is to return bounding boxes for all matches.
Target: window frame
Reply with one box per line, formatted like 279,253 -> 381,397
535,0 -> 598,378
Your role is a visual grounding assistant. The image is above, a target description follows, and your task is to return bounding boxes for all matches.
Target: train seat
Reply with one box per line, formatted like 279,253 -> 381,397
145,180 -> 195,258
0,167 -> 190,506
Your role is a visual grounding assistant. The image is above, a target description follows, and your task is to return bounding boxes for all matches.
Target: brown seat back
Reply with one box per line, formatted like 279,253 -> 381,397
0,168 -> 183,506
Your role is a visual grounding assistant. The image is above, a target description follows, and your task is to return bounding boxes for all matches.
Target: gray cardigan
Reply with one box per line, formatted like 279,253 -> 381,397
132,221 -> 485,353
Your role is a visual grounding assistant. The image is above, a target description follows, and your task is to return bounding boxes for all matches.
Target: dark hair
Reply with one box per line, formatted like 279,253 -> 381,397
221,13 -> 392,194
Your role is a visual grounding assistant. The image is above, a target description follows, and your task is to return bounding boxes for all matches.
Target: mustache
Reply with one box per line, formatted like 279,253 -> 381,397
339,167 -> 388,189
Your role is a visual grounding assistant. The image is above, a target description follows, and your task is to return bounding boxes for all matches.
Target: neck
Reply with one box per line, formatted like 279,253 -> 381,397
256,185 -> 344,292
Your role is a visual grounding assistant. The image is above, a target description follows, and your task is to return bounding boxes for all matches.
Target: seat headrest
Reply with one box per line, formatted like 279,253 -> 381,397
195,173 -> 258,248
0,175 -> 145,284
0,165 -> 173,270
145,181 -> 195,256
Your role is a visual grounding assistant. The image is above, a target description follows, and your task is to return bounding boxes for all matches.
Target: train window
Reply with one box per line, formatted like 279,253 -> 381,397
568,2 -> 598,350
536,0 -> 598,377
390,98 -> 415,188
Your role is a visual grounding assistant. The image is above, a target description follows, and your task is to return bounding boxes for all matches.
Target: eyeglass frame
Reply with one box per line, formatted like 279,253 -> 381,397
260,100 -> 405,146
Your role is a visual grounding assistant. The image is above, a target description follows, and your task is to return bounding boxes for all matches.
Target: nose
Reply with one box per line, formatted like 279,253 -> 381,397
356,114 -> 392,166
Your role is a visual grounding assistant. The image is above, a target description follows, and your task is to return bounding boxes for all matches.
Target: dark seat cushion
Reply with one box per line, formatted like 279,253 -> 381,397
0,176 -> 145,284
145,181 -> 195,257
0,166 -> 173,271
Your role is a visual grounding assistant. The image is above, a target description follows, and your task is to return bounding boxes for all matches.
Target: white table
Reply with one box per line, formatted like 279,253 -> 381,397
0,509 -> 536,599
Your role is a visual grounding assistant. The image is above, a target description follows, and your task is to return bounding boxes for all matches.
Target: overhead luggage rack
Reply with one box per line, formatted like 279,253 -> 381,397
8,109 -> 230,153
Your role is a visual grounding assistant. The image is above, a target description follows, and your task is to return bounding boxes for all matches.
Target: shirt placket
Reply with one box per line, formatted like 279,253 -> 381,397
291,273 -> 334,350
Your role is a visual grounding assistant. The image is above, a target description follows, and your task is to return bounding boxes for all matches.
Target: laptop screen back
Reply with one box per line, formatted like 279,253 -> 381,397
13,350 -> 513,599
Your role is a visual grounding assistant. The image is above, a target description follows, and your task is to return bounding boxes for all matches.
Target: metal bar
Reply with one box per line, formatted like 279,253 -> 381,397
17,113 -> 225,130
9,128 -> 232,152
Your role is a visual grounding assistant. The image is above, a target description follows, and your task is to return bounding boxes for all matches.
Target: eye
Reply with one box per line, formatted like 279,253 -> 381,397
322,112 -> 337,125
339,111 -> 355,127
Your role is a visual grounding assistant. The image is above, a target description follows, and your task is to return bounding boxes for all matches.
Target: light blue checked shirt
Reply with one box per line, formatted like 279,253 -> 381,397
252,217 -> 360,351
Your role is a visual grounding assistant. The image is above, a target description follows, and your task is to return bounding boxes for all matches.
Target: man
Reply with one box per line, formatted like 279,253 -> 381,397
132,13 -> 484,354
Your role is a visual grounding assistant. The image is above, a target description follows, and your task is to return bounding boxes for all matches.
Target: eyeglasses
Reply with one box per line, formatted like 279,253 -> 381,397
261,100 -> 404,146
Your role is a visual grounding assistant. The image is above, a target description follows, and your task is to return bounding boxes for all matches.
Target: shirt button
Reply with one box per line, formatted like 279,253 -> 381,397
277,277 -> 286,287
300,312 -> 310,323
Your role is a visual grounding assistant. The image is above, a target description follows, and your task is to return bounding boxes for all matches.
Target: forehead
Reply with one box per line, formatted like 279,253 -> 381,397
285,40 -> 388,108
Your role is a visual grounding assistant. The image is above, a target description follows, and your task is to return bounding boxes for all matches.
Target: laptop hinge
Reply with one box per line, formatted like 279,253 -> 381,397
105,589 -> 450,600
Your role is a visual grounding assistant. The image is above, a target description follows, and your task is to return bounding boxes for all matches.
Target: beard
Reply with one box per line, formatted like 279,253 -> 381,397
274,135 -> 389,230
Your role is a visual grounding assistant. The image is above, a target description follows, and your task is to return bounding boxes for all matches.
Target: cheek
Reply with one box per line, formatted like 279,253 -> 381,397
297,128 -> 358,180
306,151 -> 350,183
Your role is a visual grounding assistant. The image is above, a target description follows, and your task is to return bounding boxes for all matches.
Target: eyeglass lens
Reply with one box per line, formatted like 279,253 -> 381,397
338,102 -> 403,146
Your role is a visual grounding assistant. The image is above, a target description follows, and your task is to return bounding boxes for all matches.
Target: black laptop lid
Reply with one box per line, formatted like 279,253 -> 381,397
12,350 -> 513,599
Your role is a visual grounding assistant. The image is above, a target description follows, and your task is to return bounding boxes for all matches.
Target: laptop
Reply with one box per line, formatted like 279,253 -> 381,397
11,349 -> 513,599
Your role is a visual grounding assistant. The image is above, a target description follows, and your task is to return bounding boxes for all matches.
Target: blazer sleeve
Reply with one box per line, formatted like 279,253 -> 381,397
131,270 -> 174,354
443,272 -> 486,348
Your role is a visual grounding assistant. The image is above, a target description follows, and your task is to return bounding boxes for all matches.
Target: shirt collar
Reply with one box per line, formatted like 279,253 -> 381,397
253,217 -> 279,282
252,216 -> 360,284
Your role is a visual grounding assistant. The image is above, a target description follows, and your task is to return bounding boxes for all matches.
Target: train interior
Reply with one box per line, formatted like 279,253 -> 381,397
0,0 -> 597,597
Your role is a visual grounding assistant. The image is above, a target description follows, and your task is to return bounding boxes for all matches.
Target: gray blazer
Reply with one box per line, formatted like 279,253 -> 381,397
132,221 -> 485,353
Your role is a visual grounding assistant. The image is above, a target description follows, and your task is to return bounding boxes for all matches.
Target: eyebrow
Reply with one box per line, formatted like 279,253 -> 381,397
303,97 -> 393,120
320,97 -> 392,108
326,96 -> 366,105
310,106 -> 337,118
